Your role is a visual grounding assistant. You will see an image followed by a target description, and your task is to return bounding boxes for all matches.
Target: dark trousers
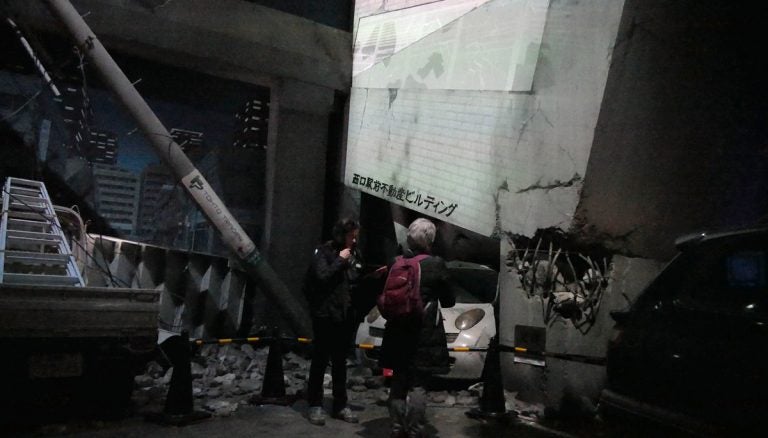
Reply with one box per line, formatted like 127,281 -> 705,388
389,364 -> 429,433
307,317 -> 355,412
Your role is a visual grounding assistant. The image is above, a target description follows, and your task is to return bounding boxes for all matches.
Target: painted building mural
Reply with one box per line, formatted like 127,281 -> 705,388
1,25 -> 270,255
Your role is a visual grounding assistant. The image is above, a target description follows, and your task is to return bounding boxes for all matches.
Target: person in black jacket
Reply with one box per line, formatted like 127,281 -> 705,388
379,218 -> 455,438
305,218 -> 363,426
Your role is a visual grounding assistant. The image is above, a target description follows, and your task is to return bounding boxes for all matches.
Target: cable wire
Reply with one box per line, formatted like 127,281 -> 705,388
0,89 -> 42,122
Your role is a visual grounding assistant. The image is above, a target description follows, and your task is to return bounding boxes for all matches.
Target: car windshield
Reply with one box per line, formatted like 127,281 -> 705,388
449,267 -> 497,303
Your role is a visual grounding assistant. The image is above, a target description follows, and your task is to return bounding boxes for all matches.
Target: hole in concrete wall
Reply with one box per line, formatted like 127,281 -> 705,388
507,228 -> 613,334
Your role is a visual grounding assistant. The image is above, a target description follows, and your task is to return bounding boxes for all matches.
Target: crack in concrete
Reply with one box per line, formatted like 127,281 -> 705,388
516,101 -> 553,145
557,144 -> 577,168
516,106 -> 538,145
515,173 -> 583,194
388,88 -> 398,108
358,88 -> 369,133
491,180 -> 510,238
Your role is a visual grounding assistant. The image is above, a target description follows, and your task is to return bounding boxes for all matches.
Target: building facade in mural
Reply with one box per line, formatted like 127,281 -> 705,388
1,17 -> 274,252
233,97 -> 269,149
137,163 -> 175,240
78,128 -> 117,165
91,163 -> 140,238
170,127 -> 205,159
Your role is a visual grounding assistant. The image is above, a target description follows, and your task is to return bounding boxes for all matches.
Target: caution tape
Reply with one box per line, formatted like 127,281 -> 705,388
356,344 -> 487,352
191,336 -> 313,346
189,339 -> 603,363
498,344 -> 606,365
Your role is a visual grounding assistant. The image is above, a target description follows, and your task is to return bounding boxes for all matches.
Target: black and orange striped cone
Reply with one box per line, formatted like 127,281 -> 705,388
147,331 -> 211,426
466,298 -> 516,422
249,327 -> 295,406
466,335 -> 514,421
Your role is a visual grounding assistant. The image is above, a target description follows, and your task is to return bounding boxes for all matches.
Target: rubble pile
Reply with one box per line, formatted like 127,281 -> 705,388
131,343 -> 543,419
132,343 -> 310,417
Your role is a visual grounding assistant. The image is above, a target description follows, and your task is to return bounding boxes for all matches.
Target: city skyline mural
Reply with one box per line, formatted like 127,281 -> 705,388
0,25 -> 270,254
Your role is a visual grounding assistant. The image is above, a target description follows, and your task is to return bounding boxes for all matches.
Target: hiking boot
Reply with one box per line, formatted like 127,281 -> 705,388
308,406 -> 326,426
390,427 -> 406,438
332,406 -> 359,423
388,399 -> 407,437
406,388 -> 427,438
407,425 -> 425,438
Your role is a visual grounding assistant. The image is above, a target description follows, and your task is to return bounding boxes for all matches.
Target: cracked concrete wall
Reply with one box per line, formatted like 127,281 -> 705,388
345,0 -> 625,238
499,236 -> 664,411
575,0 -> 768,260
494,0 -> 625,238
494,0 -> 767,415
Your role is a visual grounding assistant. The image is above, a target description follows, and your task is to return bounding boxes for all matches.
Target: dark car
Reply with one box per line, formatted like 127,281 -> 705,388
600,227 -> 768,436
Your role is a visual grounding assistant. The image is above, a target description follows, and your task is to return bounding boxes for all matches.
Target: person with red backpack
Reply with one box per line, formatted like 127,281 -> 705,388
379,218 -> 455,438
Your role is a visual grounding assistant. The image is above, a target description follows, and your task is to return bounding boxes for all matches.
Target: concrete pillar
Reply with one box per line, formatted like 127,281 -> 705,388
262,79 -> 335,309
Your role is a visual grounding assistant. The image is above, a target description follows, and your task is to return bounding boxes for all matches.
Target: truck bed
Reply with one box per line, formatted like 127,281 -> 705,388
0,284 -> 158,338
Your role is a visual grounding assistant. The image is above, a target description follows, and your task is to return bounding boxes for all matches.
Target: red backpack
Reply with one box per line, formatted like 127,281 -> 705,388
377,254 -> 429,320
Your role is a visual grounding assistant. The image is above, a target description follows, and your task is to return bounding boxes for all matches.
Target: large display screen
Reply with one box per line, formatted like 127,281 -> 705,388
345,0 -> 550,235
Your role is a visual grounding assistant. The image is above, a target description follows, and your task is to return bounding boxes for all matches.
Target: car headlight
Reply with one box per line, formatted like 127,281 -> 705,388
455,308 -> 485,331
366,306 -> 381,323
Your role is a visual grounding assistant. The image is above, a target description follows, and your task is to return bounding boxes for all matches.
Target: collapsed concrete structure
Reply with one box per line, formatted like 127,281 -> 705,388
7,0 -> 766,417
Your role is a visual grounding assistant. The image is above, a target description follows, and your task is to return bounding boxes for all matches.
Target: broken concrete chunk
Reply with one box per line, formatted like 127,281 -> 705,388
134,375 -> 154,388
240,343 -> 257,359
428,391 -> 448,403
364,376 -> 385,389
145,361 -> 165,378
237,379 -> 261,393
347,375 -> 366,387
213,373 -> 237,385
203,399 -> 239,417
191,362 -> 205,379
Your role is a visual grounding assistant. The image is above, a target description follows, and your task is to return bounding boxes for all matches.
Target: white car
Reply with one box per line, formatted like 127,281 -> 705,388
355,261 -> 498,380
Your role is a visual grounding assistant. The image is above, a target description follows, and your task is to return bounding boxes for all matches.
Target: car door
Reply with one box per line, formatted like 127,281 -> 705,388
659,235 -> 768,429
610,251 -> 694,407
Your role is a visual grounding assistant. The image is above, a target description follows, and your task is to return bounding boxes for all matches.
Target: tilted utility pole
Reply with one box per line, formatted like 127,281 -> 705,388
42,0 -> 312,337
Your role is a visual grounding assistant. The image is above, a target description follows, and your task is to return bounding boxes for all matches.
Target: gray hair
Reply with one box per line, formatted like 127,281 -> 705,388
407,218 -> 436,253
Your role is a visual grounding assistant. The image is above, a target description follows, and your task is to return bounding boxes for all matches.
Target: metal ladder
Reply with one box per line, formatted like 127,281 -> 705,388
0,177 -> 84,287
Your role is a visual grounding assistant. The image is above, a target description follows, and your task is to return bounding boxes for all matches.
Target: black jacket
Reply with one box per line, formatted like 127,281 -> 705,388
305,241 -> 355,322
379,251 -> 455,374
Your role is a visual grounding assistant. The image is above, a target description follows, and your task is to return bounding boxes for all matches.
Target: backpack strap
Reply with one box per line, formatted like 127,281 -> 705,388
406,254 -> 429,292
409,254 -> 430,311
408,254 -> 430,264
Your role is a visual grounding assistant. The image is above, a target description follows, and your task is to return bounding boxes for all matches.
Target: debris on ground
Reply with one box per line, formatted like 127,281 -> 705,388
128,344 -> 540,417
